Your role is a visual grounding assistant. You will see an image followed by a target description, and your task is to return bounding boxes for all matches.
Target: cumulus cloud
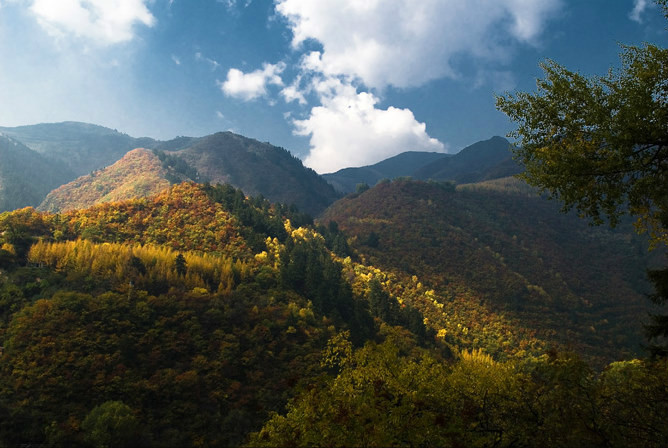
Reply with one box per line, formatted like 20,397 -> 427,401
281,76 -> 307,105
276,0 -> 561,89
629,0 -> 649,23
28,0 -> 155,45
220,62 -> 286,101
297,78 -> 445,173
271,0 -> 562,173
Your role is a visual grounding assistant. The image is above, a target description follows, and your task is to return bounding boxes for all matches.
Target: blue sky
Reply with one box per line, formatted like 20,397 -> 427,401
0,0 -> 666,173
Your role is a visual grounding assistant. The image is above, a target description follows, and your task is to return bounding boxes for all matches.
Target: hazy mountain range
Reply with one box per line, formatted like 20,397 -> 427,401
0,122 -> 521,215
0,122 -> 339,215
322,135 -> 522,193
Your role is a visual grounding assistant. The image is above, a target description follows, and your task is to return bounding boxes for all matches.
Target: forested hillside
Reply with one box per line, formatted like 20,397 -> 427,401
174,132 -> 341,215
322,151 -> 448,193
0,135 -> 73,212
0,122 -> 156,177
0,182 -> 665,447
322,178 -> 659,365
38,148 -> 178,212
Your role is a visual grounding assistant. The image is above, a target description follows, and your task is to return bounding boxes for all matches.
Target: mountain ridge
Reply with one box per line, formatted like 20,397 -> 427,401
0,134 -> 74,211
322,136 -> 521,193
0,122 -> 341,215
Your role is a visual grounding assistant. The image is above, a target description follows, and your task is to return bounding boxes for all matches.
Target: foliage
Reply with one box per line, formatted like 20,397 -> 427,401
202,182 -> 312,252
0,176 -> 666,447
250,330 -> 668,448
81,401 -> 141,448
39,149 -> 173,213
0,287 -> 332,446
279,223 -> 373,346
0,207 -> 53,262
646,267 -> 668,357
497,12 -> 668,359
496,45 -> 668,247
59,182 -> 250,257
28,239 -> 250,294
323,179 -> 655,365
153,149 -> 202,184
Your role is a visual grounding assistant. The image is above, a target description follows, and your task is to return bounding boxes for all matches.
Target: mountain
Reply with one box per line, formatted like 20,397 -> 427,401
38,148 -> 184,213
0,122 -> 156,177
322,136 -> 521,193
322,177 -> 657,365
173,131 -> 341,215
0,182 -> 374,446
1,122 -> 340,216
413,135 -> 520,183
0,134 -> 73,212
322,151 -> 448,193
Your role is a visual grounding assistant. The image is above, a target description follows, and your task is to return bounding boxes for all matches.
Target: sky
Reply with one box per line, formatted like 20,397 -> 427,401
0,0 -> 666,173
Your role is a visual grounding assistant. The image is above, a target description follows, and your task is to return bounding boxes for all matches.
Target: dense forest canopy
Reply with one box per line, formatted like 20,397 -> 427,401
0,180 -> 666,447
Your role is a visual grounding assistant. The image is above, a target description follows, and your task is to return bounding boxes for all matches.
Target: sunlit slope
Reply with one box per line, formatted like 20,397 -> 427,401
38,148 -> 179,212
322,178 -> 655,363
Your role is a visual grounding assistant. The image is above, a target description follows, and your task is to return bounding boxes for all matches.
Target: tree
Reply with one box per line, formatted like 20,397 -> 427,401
175,253 -> 187,277
496,44 -> 668,246
497,4 -> 668,356
81,401 -> 141,448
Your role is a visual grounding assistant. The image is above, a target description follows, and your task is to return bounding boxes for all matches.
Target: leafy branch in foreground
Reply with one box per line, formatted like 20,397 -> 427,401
496,44 -> 668,246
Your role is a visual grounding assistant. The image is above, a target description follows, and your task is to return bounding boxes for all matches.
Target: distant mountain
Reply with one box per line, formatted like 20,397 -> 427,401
413,135 -> 520,183
322,136 -> 521,193
38,148 -> 184,213
0,134 -> 73,212
322,178 -> 656,365
322,151 -> 448,193
174,131 -> 341,215
1,122 -> 340,216
0,122 -> 156,177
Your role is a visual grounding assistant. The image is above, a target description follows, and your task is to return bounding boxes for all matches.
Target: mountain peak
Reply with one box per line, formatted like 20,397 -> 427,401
322,136 -> 519,193
38,148 -> 173,213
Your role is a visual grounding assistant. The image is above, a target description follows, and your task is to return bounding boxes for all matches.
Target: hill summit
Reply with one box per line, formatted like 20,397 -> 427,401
322,136 -> 521,193
38,148 -> 177,212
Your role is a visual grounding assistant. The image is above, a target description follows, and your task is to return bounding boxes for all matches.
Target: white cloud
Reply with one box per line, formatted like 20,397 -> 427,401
28,0 -> 155,45
272,0 -> 562,172
281,75 -> 307,105
171,54 -> 180,65
220,62 -> 285,101
195,52 -> 220,70
629,0 -> 649,23
275,0 -> 561,89
297,78 -> 445,173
